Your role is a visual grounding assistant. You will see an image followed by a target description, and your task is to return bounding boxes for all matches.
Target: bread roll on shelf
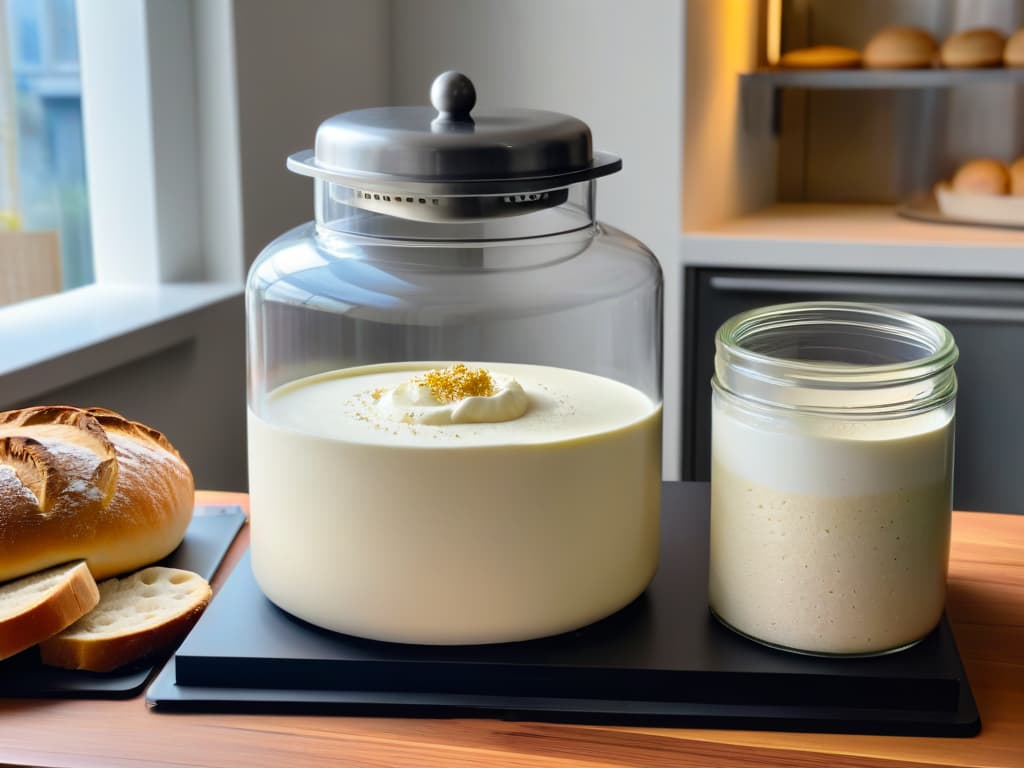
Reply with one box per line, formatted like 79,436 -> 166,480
864,26 -> 937,69
779,45 -> 862,70
0,406 -> 194,583
940,28 -> 1006,68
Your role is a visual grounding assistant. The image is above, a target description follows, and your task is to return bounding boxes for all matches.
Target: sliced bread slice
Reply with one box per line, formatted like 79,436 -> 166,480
39,566 -> 211,672
0,560 -> 100,661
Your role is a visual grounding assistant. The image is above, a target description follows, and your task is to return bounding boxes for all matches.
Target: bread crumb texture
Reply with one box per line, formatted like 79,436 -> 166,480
62,567 -> 209,638
0,563 -> 79,617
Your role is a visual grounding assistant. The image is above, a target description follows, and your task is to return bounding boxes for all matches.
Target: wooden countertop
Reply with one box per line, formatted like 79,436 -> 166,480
1,490 -> 1022,768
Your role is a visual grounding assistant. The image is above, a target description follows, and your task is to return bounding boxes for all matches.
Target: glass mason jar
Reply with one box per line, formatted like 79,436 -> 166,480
708,302 -> 958,656
246,73 -> 663,645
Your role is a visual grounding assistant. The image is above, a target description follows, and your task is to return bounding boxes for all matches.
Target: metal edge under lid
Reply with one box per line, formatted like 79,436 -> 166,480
286,149 -> 622,196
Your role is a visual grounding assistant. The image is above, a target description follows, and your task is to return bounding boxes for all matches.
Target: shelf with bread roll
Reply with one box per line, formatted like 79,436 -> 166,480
742,66 -> 1024,90
742,25 -> 1024,130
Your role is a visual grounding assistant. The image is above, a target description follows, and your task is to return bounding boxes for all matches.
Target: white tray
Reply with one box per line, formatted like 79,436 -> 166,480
934,183 -> 1024,228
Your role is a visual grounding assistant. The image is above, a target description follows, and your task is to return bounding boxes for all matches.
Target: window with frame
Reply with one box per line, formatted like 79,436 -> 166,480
0,0 -> 90,307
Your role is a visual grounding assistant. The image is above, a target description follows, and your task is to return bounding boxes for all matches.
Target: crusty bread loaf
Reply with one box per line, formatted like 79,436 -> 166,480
863,26 -> 937,69
0,406 -> 194,583
940,28 -> 1006,68
0,560 -> 100,661
1004,28 -> 1024,66
779,45 -> 862,70
39,566 -> 211,672
1010,157 -> 1024,196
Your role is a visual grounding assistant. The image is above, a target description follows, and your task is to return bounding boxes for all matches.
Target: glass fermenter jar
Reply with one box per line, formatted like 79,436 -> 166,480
246,72 -> 663,645
709,302 -> 958,656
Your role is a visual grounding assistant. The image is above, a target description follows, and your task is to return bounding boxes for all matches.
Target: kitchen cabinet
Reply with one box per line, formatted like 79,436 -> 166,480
682,268 -> 1024,515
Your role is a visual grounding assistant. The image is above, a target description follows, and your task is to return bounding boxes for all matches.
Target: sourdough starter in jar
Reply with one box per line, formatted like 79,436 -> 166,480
710,401 -> 954,655
708,302 -> 958,656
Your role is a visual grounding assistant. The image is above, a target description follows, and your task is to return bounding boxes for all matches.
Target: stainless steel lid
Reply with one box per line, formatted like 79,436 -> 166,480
286,71 -> 621,196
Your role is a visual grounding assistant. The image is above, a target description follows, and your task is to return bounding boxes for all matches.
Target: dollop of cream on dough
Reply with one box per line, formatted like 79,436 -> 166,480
375,365 -> 529,425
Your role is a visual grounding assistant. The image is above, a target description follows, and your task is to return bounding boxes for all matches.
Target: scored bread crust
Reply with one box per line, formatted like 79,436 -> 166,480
0,406 -> 194,583
38,567 -> 212,673
0,561 -> 100,661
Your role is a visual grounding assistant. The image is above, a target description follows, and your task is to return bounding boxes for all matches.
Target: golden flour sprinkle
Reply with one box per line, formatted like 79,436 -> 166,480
418,364 -> 495,403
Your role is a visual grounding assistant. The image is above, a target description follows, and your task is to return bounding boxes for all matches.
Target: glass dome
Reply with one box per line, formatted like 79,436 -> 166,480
245,72 -> 663,646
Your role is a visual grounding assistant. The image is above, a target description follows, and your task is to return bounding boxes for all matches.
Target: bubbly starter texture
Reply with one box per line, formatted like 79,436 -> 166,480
248,362 -> 661,645
709,396 -> 954,655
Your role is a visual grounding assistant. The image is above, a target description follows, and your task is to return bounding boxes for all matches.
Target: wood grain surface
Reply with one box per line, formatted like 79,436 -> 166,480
0,491 -> 1021,768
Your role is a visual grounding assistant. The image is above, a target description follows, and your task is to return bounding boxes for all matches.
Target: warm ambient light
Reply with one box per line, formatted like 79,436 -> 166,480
766,0 -> 782,65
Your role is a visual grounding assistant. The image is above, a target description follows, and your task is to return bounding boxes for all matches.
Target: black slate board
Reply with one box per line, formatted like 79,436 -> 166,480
147,484 -> 980,736
0,506 -> 246,698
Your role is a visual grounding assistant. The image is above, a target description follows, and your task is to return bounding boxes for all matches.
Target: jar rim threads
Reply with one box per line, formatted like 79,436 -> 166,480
712,301 -> 959,417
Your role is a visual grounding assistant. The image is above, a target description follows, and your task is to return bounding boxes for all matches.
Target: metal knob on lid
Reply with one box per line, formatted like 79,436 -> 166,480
285,71 -> 622,206
430,71 -> 476,125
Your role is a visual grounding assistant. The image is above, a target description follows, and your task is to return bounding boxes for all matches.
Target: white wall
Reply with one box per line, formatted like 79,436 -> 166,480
232,0 -> 392,266
391,0 -> 685,478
